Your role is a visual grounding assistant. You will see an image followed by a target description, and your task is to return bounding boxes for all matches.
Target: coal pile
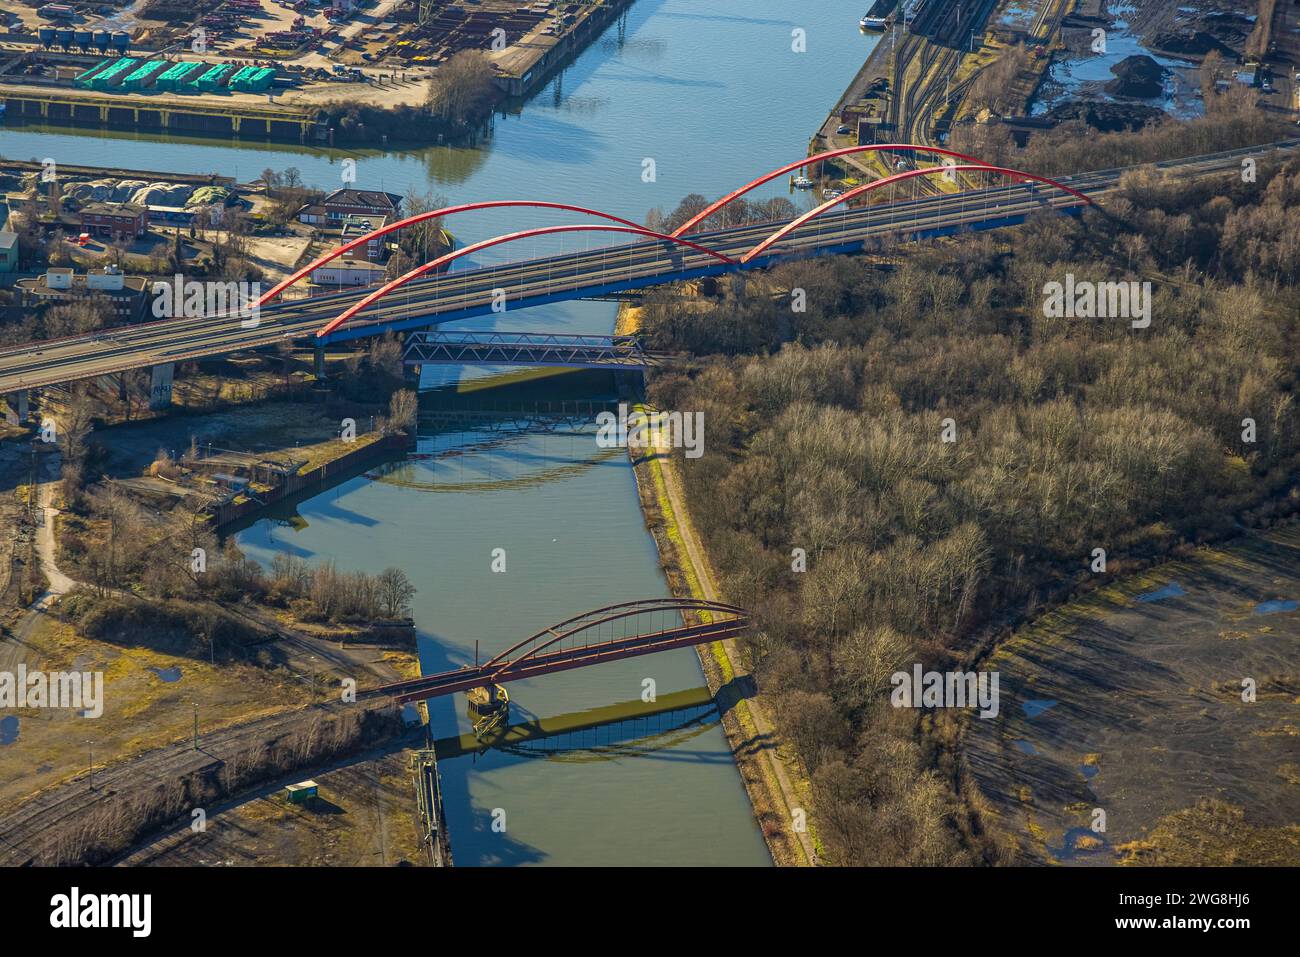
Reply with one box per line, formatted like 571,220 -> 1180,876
1104,55 -> 1166,99
1045,99 -> 1165,131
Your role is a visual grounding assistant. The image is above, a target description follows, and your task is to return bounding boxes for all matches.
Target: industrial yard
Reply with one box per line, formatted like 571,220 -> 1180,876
0,0 -> 632,140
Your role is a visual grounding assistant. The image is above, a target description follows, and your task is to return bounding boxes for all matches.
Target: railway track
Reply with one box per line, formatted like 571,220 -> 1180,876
0,699 -> 398,866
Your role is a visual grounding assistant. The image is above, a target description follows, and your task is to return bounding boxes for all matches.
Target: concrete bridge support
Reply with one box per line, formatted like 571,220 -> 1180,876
149,363 -> 175,410
4,390 -> 29,424
313,345 -> 326,380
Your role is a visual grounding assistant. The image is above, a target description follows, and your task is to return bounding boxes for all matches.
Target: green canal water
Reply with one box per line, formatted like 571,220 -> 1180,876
1,0 -> 878,866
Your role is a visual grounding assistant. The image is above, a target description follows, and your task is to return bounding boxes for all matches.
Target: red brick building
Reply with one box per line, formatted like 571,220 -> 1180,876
79,202 -> 149,241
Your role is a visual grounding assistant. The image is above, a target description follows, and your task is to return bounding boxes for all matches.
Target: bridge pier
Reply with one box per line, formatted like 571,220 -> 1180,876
467,684 -> 509,736
313,345 -> 326,380
148,363 -> 174,410
4,390 -> 29,425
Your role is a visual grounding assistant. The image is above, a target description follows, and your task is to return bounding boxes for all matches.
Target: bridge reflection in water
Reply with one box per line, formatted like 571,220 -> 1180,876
432,686 -> 723,763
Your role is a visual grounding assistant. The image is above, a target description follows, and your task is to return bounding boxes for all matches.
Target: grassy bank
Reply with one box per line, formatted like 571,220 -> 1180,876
628,408 -> 816,866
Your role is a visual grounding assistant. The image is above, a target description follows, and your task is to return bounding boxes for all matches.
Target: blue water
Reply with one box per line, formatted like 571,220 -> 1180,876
0,715 -> 18,745
148,666 -> 183,683
1137,582 -> 1185,603
1050,826 -> 1110,861
1253,599 -> 1297,615
1022,699 -> 1058,718
1012,739 -> 1038,755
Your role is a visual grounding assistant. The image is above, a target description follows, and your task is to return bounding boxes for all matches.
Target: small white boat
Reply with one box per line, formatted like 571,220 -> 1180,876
823,188 -> 843,200
860,14 -> 888,30
793,175 -> 815,189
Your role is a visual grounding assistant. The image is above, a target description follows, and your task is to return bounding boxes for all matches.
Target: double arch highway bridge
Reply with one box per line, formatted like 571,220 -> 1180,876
0,139 -> 1295,411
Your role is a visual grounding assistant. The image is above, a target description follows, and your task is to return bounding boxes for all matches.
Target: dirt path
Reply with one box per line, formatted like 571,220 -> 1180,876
655,455 -> 818,866
0,450 -> 71,671
32,451 -> 74,605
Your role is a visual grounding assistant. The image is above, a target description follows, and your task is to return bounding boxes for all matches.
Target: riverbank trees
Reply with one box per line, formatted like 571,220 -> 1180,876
642,148 -> 1300,865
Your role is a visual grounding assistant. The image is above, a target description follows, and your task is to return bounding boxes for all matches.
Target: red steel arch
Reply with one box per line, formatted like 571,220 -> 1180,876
670,143 -> 985,237
741,163 -> 1094,264
256,200 -> 659,308
481,598 -> 749,684
316,223 -> 738,338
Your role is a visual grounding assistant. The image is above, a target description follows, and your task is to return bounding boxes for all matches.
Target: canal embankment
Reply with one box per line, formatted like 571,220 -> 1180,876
625,404 -> 816,866
617,293 -> 817,865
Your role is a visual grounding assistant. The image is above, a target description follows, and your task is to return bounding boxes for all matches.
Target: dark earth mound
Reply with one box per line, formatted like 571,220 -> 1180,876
1105,54 -> 1167,98
1150,29 -> 1238,58
1045,99 -> 1165,132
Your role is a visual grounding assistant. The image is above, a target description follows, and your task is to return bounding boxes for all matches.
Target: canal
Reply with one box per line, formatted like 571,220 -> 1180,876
1,0 -> 879,866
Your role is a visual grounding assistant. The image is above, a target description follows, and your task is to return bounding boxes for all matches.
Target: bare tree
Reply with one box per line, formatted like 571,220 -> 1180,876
426,51 -> 497,124
57,385 -> 96,466
377,567 -> 417,619
388,388 -> 419,433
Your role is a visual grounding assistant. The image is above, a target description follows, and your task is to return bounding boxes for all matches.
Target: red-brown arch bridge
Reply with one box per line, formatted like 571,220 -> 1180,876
363,598 -> 749,704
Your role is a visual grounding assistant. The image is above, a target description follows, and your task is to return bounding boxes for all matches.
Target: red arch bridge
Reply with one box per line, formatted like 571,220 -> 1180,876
0,139 -> 1294,406
362,598 -> 749,704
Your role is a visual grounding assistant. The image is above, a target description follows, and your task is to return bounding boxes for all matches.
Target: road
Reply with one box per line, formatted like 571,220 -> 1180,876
1,140 -> 1297,397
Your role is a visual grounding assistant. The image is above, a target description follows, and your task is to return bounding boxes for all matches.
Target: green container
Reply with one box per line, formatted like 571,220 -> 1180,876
227,66 -> 258,91
121,60 -> 166,90
88,57 -> 136,90
247,67 -> 276,92
156,60 -> 201,91
74,59 -> 111,89
195,63 -> 233,91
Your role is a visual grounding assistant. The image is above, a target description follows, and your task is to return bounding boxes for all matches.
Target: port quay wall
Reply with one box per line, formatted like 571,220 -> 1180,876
210,431 -> 412,528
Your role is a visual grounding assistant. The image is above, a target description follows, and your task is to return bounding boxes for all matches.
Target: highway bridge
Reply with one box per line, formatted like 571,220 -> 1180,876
1,139 -> 1295,416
